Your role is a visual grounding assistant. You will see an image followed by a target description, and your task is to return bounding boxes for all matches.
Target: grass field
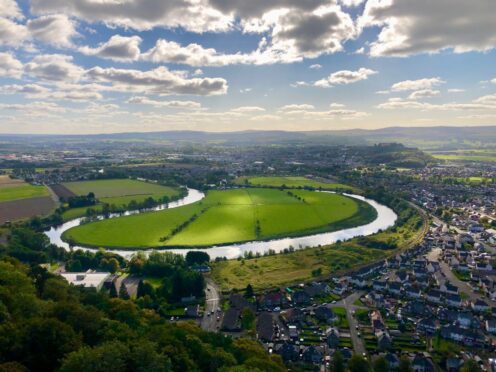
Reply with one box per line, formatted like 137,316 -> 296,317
211,201 -> 426,290
235,176 -> 357,191
63,188 -> 375,249
61,179 -> 182,221
0,184 -> 49,202
63,179 -> 181,205
432,154 -> 496,162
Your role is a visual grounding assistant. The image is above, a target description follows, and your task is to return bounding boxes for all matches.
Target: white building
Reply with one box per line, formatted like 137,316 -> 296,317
60,271 -> 110,291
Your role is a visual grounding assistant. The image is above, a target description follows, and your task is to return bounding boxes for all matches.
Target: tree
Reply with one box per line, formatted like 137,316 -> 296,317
241,308 -> 256,330
185,251 -> 210,266
330,351 -> 345,372
119,282 -> 130,300
373,356 -> 389,372
398,356 -> 413,372
348,355 -> 370,372
460,360 -> 481,372
245,284 -> 254,298
109,282 -> 118,298
107,258 -> 120,274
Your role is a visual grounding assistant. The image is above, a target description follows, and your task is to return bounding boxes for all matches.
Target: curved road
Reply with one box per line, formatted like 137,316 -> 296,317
201,278 -> 222,332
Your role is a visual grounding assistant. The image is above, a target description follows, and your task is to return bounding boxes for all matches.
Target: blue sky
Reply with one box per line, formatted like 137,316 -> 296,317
0,0 -> 495,134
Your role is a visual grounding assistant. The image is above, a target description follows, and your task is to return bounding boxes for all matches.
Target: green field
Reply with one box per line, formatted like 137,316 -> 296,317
212,200 -> 427,290
0,184 -> 49,202
61,179 -> 182,221
63,179 -> 181,205
432,154 -> 496,162
63,188 -> 375,249
235,176 -> 356,191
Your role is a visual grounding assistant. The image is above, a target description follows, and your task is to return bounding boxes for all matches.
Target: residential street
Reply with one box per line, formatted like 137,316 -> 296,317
427,247 -> 496,306
330,291 -> 366,356
201,278 -> 222,332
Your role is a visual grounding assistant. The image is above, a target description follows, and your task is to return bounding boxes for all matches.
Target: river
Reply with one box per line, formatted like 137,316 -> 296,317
44,188 -> 397,259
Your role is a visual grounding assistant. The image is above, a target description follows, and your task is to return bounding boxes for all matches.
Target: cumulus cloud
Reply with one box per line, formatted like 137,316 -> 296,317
230,106 -> 266,113
27,14 -> 78,47
1,83 -> 105,101
391,77 -> 444,92
0,52 -> 23,78
378,94 -> 496,110
127,96 -> 201,109
86,66 -> 228,96
448,88 -> 465,93
359,0 -> 496,57
30,0 -> 232,32
309,64 -> 322,69
279,104 -> 315,111
408,89 -> 440,100
315,67 -> 377,87
24,54 -> 84,82
80,35 -> 142,62
0,17 -> 29,46
0,0 -> 23,18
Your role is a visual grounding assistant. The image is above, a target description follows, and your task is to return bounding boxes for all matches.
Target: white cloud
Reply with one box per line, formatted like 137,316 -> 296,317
30,0 -> 232,32
448,88 -> 465,93
378,94 -> 496,110
0,0 -> 23,18
309,64 -> 322,69
0,52 -> 23,78
315,67 -> 377,87
24,54 -> 84,82
230,106 -> 266,113
27,14 -> 78,47
0,17 -> 29,46
79,35 -> 142,62
127,96 -> 201,109
280,104 -> 315,111
391,77 -> 444,92
359,0 -> 496,57
408,89 -> 440,100
330,102 -> 346,108
86,66 -> 228,96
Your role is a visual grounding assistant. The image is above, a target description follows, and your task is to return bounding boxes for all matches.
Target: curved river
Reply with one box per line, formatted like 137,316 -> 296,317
44,188 -> 397,260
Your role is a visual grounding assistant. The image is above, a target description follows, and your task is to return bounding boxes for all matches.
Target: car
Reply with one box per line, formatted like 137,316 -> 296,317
357,332 -> 361,337
355,325 -> 359,330
274,307 -> 281,312
331,300 -> 337,304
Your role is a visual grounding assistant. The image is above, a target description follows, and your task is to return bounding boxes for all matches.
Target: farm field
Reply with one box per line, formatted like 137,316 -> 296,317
432,154 -> 496,162
0,183 -> 49,202
235,176 -> 357,191
0,176 -> 55,224
63,188 -> 376,249
63,179 -> 181,205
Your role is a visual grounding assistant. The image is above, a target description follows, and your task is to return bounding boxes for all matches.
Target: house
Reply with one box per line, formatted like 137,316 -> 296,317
396,271 -> 409,283
185,304 -> 200,318
288,325 -> 299,339
314,306 -> 337,324
426,289 -> 443,304
256,312 -> 274,342
191,265 -> 210,273
275,342 -> 300,362
457,312 -> 475,328
259,291 -> 287,310
326,327 -> 340,348
486,319 -> 496,334
293,291 -> 311,305
405,301 -> 431,317
302,346 -> 323,364
281,308 -> 305,325
426,261 -> 440,273
446,358 -> 461,372
377,331 -> 392,351
412,353 -> 435,372
388,282 -> 402,296
373,280 -> 387,292
445,293 -> 462,308
349,276 -> 367,288
383,353 -> 400,370
471,299 -> 489,312
304,282 -> 330,297
231,294 -> 256,312
440,281 -> 459,295
60,271 -> 110,292
441,325 -> 482,346
332,283 -> 347,296
222,308 -> 241,332
406,287 -> 422,299
417,318 -> 437,335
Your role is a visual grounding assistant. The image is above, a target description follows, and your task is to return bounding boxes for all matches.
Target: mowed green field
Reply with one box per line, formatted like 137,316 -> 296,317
0,184 -> 49,202
63,188 -> 376,249
63,179 -> 181,205
235,176 -> 356,191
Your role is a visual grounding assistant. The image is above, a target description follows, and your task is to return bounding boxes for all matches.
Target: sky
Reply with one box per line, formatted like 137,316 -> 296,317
0,0 -> 495,134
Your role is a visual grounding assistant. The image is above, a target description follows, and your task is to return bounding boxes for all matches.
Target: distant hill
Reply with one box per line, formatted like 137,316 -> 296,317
1,126 -> 494,150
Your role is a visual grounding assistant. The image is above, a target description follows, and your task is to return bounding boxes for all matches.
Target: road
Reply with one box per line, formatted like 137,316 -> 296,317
330,291 -> 366,356
201,278 -> 222,332
428,247 -> 496,306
